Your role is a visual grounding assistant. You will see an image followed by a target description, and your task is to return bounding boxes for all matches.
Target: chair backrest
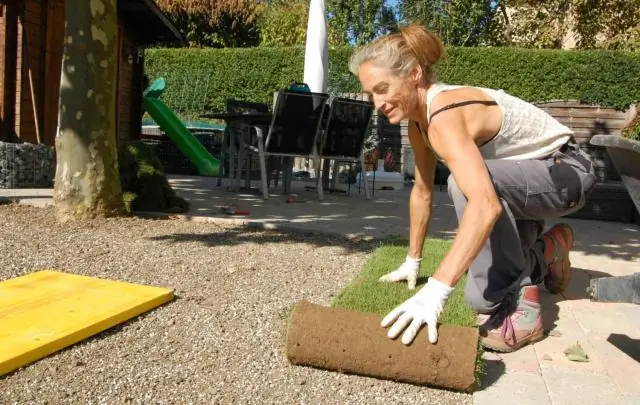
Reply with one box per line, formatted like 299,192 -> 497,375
265,90 -> 329,155
320,97 -> 374,159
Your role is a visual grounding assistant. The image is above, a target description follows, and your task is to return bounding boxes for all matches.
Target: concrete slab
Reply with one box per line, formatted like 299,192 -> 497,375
542,368 -> 632,405
618,305 -> 640,332
474,370 -> 551,405
585,332 -> 640,396
497,344 -> 541,374
534,299 -> 608,376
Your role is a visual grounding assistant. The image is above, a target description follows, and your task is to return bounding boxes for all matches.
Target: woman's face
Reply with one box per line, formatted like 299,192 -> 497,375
358,61 -> 420,124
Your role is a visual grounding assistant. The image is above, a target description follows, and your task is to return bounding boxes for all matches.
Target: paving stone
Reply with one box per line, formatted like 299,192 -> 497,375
618,304 -> 640,333
534,300 -> 607,375
570,252 -> 640,278
585,332 -> 640,396
570,300 -> 638,337
540,291 -> 563,333
542,368 -> 626,405
561,268 -> 594,300
624,396 -> 640,405
498,344 -> 541,374
474,371 -> 550,405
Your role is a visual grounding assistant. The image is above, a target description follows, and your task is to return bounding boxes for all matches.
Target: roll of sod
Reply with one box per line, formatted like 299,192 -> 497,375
285,300 -> 479,392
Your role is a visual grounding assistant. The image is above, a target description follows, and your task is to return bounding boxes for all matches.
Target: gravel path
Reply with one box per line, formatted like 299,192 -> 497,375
0,204 -> 472,405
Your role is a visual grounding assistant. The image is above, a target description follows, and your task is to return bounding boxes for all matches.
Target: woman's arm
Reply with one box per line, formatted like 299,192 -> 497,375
425,104 -> 503,287
406,122 -> 438,259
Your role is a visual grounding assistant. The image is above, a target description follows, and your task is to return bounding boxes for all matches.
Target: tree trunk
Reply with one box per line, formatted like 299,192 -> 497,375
53,0 -> 125,221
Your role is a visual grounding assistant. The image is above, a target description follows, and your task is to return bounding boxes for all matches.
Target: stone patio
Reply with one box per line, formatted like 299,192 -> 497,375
1,174 -> 639,405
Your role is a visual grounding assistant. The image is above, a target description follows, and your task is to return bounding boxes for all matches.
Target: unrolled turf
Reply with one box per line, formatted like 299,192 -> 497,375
285,300 -> 479,392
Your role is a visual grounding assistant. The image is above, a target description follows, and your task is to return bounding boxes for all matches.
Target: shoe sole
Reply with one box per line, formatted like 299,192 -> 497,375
481,328 -> 546,353
543,223 -> 574,294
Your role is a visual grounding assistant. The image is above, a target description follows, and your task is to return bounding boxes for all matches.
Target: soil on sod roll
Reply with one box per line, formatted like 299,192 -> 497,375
286,300 -> 479,392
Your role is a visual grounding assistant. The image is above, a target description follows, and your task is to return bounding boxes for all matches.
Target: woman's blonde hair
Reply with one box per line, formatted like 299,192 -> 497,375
349,23 -> 444,84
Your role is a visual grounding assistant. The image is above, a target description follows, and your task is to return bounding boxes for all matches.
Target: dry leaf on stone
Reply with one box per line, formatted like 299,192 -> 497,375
564,341 -> 589,362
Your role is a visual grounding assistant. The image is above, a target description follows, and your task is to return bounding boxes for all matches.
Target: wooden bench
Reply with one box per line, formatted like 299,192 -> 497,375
534,100 -> 639,223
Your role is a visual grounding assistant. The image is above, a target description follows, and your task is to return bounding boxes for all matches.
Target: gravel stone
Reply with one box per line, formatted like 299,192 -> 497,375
0,204 -> 472,404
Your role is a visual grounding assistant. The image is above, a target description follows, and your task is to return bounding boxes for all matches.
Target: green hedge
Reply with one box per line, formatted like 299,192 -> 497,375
143,46 -> 640,121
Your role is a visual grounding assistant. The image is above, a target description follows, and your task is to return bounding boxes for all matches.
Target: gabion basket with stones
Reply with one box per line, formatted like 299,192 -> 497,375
0,141 -> 55,189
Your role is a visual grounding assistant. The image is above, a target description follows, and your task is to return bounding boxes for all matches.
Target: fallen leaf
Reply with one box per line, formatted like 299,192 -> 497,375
564,342 -> 589,362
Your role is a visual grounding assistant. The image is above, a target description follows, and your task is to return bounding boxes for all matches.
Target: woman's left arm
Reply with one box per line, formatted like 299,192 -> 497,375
426,108 -> 503,287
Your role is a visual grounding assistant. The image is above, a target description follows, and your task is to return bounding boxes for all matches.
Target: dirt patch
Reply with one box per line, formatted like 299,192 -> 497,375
286,300 -> 479,392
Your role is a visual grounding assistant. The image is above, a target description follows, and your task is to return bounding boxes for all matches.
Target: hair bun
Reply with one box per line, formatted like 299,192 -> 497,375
400,23 -> 444,68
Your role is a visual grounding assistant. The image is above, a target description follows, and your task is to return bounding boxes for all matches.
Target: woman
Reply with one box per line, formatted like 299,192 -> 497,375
349,24 -> 596,352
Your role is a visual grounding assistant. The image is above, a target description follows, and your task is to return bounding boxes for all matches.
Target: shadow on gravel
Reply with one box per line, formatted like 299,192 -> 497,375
145,226 -> 386,254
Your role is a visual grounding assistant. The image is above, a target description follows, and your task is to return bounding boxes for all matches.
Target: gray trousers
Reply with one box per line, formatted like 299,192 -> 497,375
447,141 -> 597,314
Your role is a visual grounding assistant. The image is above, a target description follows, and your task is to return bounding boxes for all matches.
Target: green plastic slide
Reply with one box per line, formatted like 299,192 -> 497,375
143,78 -> 221,177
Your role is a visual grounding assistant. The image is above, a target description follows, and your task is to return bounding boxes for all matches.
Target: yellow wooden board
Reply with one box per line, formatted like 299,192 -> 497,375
0,269 -> 174,376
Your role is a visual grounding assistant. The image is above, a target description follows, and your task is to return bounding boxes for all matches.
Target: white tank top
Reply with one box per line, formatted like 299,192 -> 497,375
422,83 -> 573,161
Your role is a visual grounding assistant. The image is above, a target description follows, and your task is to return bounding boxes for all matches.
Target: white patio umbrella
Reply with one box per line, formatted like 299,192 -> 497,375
302,0 -> 331,188
303,0 -> 328,94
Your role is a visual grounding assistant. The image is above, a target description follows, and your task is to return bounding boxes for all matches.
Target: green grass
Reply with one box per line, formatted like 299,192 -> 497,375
331,237 -> 477,328
330,236 -> 484,388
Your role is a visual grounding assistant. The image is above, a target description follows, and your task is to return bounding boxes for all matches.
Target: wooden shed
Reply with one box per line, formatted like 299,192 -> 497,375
0,0 -> 184,147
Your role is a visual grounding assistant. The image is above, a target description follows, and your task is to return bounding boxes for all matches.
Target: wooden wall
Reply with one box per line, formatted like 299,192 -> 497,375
535,100 -> 637,183
117,23 -> 134,146
42,0 -> 64,146
2,0 -> 142,148
0,3 -> 19,141
13,0 -> 46,145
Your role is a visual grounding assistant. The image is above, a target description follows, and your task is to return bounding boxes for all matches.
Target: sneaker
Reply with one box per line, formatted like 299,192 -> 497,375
541,223 -> 574,294
480,285 -> 544,353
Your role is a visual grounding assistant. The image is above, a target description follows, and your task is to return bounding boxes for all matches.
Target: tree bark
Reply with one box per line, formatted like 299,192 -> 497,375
53,0 -> 125,221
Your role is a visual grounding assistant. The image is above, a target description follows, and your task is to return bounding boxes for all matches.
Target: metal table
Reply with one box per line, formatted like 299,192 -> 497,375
200,112 -> 273,195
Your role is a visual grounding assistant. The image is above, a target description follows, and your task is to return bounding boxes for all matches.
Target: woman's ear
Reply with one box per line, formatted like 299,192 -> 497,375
409,64 -> 423,86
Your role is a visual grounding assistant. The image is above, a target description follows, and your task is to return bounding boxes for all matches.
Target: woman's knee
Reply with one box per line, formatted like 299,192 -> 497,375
464,282 -> 500,314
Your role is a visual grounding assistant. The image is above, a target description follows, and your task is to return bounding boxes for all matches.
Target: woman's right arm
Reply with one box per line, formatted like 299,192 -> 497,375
406,122 -> 438,259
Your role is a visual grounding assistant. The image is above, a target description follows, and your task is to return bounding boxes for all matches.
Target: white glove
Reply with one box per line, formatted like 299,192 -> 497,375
381,277 -> 453,345
378,255 -> 421,289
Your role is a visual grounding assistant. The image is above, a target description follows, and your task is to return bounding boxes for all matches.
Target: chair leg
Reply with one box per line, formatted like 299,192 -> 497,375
228,131 -> 237,191
360,153 -> 371,200
314,156 -> 324,201
235,132 -> 245,192
284,157 -> 294,193
217,130 -> 227,187
245,148 -> 252,190
256,127 -> 269,200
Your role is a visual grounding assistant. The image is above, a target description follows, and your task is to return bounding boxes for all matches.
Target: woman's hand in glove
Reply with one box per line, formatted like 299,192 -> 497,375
381,277 -> 454,344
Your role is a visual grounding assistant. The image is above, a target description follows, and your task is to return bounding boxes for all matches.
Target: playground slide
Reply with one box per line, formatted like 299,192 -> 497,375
143,79 -> 220,177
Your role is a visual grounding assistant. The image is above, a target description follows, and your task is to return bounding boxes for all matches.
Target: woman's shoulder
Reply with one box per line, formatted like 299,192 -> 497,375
427,84 -> 497,120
